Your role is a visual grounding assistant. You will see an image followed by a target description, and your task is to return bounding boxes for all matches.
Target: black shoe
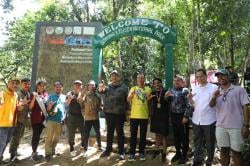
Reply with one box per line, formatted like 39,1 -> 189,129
192,161 -> 202,166
45,155 -> 51,162
178,155 -> 188,164
151,150 -> 160,159
31,153 -> 43,161
100,151 -> 110,158
161,153 -> 166,162
10,153 -> 18,162
171,153 -> 181,162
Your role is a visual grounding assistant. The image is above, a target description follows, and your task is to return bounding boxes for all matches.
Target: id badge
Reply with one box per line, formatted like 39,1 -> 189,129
157,103 -> 161,108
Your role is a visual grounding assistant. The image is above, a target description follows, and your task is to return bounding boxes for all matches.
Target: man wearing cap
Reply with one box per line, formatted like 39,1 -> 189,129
99,70 -> 129,160
45,81 -> 66,161
209,68 -> 249,166
0,77 -> 20,164
9,78 -> 31,162
187,69 -> 218,166
66,80 -> 84,157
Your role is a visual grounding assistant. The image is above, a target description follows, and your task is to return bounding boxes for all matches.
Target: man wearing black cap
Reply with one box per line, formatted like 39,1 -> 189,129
9,78 -> 31,162
99,70 -> 129,160
66,80 -> 84,157
210,69 -> 249,166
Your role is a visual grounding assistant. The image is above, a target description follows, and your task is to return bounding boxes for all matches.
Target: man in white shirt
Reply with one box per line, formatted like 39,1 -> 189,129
187,69 -> 218,166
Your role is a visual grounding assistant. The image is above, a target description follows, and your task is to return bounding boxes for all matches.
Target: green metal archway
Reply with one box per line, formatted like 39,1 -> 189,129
91,18 -> 177,88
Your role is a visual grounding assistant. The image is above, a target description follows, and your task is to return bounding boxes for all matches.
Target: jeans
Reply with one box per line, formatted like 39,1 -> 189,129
0,127 -> 15,159
83,120 -> 101,150
105,113 -> 126,154
129,118 -> 148,155
9,122 -> 25,155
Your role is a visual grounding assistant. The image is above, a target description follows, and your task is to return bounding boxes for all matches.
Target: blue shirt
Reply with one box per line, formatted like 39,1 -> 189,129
47,93 -> 66,123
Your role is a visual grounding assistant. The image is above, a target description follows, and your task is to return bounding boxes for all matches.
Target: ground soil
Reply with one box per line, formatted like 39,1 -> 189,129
2,122 -> 222,166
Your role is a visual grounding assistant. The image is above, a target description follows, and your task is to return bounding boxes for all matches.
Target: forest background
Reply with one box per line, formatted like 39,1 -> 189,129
0,0 -> 249,87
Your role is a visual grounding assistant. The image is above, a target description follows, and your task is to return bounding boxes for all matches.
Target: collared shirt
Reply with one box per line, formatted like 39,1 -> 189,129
16,90 -> 30,123
192,83 -> 217,125
169,87 -> 190,115
0,89 -> 18,127
79,92 -> 101,121
215,84 -> 249,129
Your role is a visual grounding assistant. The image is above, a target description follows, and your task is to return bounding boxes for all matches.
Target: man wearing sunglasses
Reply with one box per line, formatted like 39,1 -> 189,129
210,68 -> 249,166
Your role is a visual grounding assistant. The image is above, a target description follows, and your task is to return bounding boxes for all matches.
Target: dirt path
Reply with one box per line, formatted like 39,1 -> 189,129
2,123 -> 221,166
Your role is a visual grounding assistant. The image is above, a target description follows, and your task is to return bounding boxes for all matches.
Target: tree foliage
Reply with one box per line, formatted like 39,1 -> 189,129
0,0 -> 249,87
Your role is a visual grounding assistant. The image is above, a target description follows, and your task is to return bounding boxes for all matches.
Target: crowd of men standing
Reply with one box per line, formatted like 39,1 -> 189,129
0,67 -> 249,166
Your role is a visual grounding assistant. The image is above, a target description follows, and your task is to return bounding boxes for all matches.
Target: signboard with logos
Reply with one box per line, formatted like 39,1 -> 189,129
32,22 -> 102,92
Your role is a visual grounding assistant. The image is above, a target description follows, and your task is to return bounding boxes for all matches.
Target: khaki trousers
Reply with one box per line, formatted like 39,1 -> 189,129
45,120 -> 62,156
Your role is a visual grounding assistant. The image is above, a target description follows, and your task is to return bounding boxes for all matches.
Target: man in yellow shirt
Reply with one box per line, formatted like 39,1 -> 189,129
127,73 -> 152,161
0,77 -> 20,164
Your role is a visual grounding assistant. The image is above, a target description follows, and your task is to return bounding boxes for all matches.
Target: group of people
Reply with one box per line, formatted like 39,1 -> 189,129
0,67 -> 249,166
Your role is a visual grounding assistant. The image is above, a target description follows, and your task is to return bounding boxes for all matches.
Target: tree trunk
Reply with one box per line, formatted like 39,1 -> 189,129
229,33 -> 235,68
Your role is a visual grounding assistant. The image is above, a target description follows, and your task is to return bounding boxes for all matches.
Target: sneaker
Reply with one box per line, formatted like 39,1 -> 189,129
31,153 -> 43,161
82,151 -> 88,158
100,151 -> 110,158
70,151 -> 77,157
128,154 -> 135,162
151,150 -> 160,159
45,155 -> 51,162
139,153 -> 146,161
119,154 -> 125,160
171,153 -> 181,162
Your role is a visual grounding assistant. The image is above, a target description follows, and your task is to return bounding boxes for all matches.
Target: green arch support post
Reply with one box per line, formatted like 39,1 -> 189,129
92,18 -> 177,88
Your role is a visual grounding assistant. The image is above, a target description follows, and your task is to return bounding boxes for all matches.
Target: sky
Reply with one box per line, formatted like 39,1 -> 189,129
0,0 -> 40,46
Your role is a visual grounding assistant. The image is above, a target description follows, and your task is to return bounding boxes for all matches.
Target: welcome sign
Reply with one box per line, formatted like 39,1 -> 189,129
32,22 -> 102,92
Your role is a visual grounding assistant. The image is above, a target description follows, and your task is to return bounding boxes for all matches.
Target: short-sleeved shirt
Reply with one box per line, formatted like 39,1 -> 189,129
47,93 -> 66,123
129,86 -> 151,119
215,84 -> 249,129
192,83 -> 217,125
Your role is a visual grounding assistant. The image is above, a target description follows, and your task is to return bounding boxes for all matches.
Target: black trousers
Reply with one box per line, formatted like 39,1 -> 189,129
67,114 -> 84,150
83,120 -> 101,150
31,123 -> 44,153
129,118 -> 148,155
105,113 -> 125,154
171,112 -> 189,156
193,122 -> 216,165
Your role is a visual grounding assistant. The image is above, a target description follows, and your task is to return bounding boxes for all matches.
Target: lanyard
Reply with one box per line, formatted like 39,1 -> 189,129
156,89 -> 162,103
